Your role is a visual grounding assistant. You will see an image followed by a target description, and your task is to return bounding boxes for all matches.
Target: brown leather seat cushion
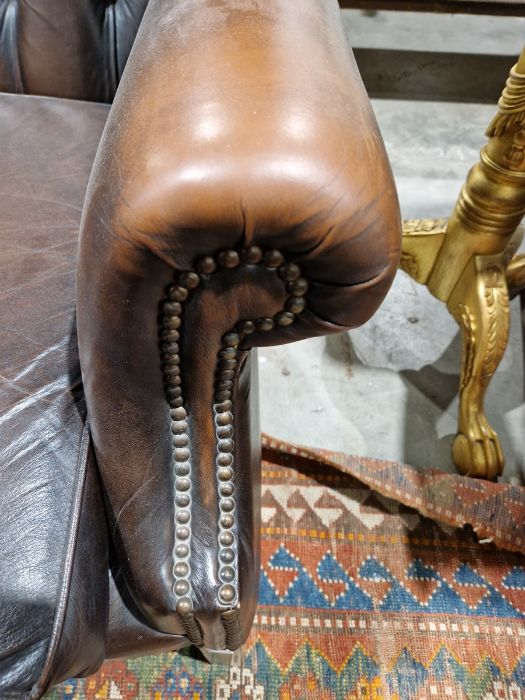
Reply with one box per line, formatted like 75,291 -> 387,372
0,92 -> 109,691
0,92 -> 109,518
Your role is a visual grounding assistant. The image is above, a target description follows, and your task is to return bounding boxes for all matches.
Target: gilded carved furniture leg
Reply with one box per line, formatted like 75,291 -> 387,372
399,46 -> 525,478
446,256 -> 509,479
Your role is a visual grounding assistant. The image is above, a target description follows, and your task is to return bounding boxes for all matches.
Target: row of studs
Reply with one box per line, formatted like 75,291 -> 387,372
208,246 -> 309,608
161,246 -> 310,618
160,293 -> 196,622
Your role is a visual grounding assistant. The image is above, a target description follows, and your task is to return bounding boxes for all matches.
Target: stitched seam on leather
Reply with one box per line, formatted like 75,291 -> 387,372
103,3 -> 118,101
30,422 -> 92,699
0,0 -> 24,93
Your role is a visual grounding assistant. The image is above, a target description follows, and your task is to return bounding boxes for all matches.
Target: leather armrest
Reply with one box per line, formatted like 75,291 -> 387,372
77,0 -> 400,652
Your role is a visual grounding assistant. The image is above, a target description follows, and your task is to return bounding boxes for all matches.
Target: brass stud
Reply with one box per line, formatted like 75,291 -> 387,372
174,561 -> 189,577
278,262 -> 301,281
166,372 -> 181,385
287,278 -> 309,296
237,320 -> 255,335
287,296 -> 306,314
171,407 -> 187,421
175,493 -> 190,508
217,453 -> 233,467
174,463 -> 190,477
222,332 -> 240,347
215,390 -> 231,402
163,301 -> 183,316
175,448 -> 190,462
220,514 -> 234,528
218,250 -> 240,268
171,420 -> 188,434
179,271 -> 200,289
163,316 -> 181,330
176,510 -> 191,524
216,412 -> 232,426
220,547 -> 235,563
169,286 -> 189,302
217,425 -> 233,439
275,311 -> 295,327
196,256 -> 217,275
256,317 -> 274,332
175,543 -> 189,557
220,483 -> 234,497
241,246 -> 263,264
170,397 -> 184,408
167,388 -> 182,400
174,579 -> 190,596
176,526 -> 190,540
162,329 -> 180,341
219,584 -> 236,603
218,439 -> 234,453
175,477 -> 191,491
219,566 -> 235,582
162,353 -> 180,365
220,498 -> 235,513
173,434 -> 189,447
217,466 -> 233,481
176,597 -> 192,614
162,343 -> 180,356
219,532 -> 234,547
263,250 -> 285,268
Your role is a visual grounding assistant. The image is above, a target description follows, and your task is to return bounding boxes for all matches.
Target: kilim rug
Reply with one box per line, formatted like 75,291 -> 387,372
49,435 -> 525,700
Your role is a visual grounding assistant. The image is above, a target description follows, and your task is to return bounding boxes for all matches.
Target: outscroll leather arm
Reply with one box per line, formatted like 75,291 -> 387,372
77,0 -> 401,651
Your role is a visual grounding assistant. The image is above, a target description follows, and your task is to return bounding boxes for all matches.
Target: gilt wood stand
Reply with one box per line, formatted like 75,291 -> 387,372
400,48 -> 525,479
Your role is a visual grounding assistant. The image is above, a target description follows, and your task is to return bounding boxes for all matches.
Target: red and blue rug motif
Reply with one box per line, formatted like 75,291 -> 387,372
49,436 -> 525,699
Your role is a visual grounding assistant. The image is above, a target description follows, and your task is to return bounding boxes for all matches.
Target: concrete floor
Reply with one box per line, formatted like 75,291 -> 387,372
259,12 -> 525,484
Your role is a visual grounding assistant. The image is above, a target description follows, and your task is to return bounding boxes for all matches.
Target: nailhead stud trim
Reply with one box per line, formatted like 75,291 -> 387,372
160,279 -> 203,645
160,246 -> 308,644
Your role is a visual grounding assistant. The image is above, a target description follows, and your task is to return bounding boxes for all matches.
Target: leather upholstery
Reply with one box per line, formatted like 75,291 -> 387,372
0,92 -> 185,699
0,0 -> 401,692
77,0 -> 401,652
0,0 -> 148,101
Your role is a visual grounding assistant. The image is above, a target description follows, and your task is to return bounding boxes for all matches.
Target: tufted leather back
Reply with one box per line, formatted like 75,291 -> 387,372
0,0 -> 148,102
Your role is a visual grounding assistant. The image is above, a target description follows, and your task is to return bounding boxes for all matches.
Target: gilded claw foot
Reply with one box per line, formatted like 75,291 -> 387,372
447,257 -> 510,480
452,413 -> 504,480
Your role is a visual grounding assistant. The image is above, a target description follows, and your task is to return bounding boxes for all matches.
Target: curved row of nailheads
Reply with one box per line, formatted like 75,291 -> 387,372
208,247 -> 309,607
160,293 -> 196,626
160,246 -> 309,620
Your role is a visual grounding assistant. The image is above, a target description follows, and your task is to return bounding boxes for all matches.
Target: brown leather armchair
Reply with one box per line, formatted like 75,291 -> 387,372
0,1 -> 400,697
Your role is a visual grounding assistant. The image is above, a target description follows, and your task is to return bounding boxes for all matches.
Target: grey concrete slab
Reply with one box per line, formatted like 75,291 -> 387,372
342,10 -> 525,56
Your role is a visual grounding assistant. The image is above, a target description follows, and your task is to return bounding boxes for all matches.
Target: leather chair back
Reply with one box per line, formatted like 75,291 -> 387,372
0,0 -> 148,102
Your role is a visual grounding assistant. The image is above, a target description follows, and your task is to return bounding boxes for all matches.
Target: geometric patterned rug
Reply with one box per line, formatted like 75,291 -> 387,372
49,435 -> 525,699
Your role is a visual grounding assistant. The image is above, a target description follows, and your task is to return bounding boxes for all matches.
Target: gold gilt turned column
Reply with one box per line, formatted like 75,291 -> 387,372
400,48 -> 525,480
